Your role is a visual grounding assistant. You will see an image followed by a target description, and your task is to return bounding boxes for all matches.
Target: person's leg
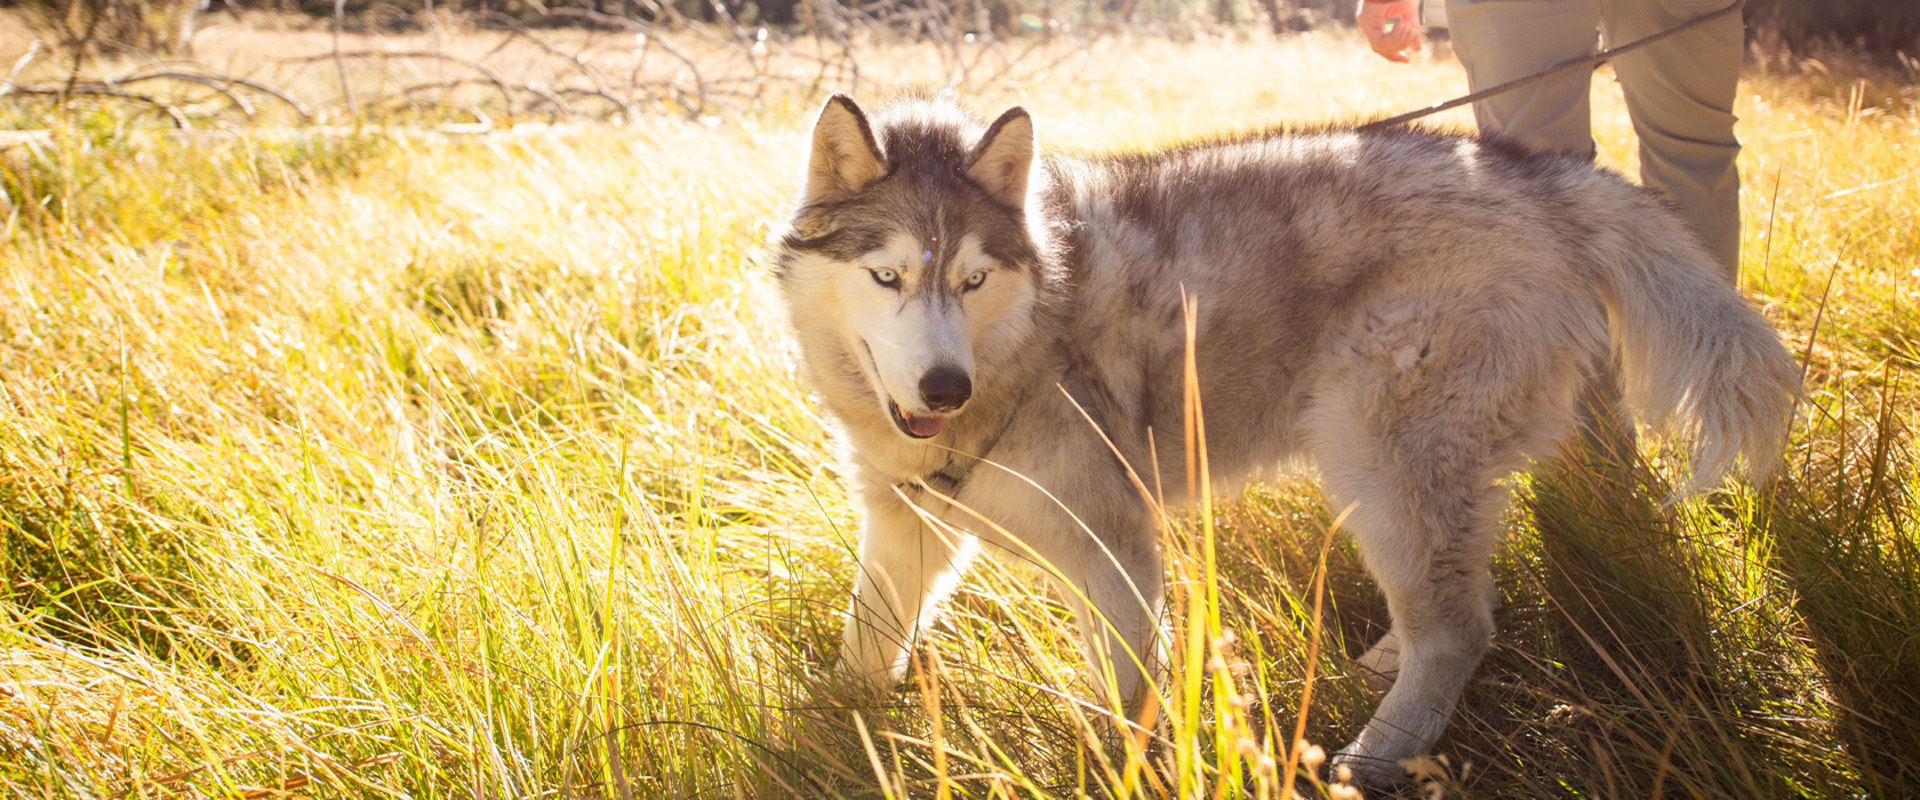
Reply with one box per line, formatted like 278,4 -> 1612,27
1449,0 -> 1640,454
1606,0 -> 1744,281
1445,0 -> 1602,158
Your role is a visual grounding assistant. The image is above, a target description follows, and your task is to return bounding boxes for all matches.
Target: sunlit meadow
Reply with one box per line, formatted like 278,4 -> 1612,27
2,18 -> 1917,798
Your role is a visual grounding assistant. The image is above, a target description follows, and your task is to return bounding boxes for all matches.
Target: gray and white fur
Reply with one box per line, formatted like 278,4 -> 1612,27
773,93 -> 1800,783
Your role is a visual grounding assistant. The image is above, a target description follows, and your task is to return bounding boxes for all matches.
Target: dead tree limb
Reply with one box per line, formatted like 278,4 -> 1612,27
12,85 -> 190,127
484,24 -> 635,119
536,7 -> 712,113
275,50 -> 518,114
114,70 -> 316,122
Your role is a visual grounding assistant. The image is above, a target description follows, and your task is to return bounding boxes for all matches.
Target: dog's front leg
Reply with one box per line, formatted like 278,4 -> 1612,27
1034,513 -> 1165,718
1062,544 -> 1165,717
839,488 -> 978,687
955,425 -> 1169,718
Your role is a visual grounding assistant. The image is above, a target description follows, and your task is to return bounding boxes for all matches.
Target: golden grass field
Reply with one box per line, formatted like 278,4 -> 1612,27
2,14 -> 1918,798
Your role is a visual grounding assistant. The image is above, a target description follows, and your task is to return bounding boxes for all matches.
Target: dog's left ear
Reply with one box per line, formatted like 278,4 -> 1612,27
807,94 -> 888,203
967,106 -> 1034,210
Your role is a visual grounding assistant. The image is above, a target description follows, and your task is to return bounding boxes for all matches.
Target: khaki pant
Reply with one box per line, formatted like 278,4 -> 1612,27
1446,0 -> 1744,282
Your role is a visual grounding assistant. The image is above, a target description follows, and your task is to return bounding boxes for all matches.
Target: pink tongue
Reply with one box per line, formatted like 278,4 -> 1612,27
903,411 -> 945,437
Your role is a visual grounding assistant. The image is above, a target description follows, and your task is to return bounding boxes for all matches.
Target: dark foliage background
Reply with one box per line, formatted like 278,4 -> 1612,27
1744,0 -> 1920,66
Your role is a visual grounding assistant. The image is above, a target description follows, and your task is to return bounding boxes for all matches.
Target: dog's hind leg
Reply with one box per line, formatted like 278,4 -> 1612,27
840,491 -> 978,687
1308,396 -> 1518,783
1322,463 -> 1505,782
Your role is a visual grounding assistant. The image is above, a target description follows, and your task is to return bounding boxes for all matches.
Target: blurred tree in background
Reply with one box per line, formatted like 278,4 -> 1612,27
10,0 -> 205,55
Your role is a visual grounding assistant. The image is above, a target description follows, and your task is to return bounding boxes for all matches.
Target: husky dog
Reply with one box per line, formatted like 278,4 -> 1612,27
773,93 -> 1799,781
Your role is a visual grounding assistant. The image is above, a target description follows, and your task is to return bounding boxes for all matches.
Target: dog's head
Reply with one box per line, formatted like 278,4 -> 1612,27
775,94 -> 1054,441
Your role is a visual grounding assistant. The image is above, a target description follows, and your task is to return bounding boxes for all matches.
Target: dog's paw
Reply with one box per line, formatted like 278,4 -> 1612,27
1329,739 -> 1412,790
1327,755 -> 1402,790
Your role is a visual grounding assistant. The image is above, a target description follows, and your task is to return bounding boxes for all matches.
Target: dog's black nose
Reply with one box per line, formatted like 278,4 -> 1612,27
919,367 -> 972,412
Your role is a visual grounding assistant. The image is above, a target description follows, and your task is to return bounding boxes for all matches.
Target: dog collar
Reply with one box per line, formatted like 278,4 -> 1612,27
893,378 -> 1038,499
897,427 -> 1002,499
918,465 -> 965,495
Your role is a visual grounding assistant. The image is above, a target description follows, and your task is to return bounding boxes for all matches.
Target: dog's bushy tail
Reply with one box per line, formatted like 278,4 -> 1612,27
1588,209 -> 1802,496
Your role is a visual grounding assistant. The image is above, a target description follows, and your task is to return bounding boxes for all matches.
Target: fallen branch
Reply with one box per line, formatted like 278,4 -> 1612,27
532,8 -> 712,114
8,84 -> 189,127
8,6 -> 1113,129
275,49 -> 519,114
117,69 -> 317,123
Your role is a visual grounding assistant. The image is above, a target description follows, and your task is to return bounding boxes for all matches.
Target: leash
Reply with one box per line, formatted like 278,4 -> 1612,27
1359,0 -> 1745,130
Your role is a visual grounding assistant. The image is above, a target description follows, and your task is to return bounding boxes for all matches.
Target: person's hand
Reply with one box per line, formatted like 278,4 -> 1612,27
1357,0 -> 1424,63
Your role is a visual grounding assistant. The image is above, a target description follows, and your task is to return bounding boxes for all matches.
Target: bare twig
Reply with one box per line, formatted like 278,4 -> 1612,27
488,24 -> 635,119
17,0 -> 1117,129
525,8 -> 711,113
804,0 -> 862,96
1004,0 -> 1140,88
380,77 -> 553,116
13,84 -> 190,127
1,41 -> 44,96
116,70 -> 255,117
64,0 -> 109,97
277,50 -> 518,113
332,0 -> 354,117
168,71 -> 315,123
9,68 -> 313,124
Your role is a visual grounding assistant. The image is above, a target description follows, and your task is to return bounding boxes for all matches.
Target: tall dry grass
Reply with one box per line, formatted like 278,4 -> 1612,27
2,25 -> 1917,798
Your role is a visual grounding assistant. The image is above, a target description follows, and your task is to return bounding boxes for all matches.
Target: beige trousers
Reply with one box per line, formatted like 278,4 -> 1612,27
1446,0 -> 1744,282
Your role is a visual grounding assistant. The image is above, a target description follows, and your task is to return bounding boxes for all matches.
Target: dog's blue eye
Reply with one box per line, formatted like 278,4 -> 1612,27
871,268 -> 900,288
963,271 -> 988,291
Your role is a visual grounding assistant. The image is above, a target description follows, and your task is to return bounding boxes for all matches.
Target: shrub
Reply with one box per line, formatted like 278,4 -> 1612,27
1746,0 -> 1920,69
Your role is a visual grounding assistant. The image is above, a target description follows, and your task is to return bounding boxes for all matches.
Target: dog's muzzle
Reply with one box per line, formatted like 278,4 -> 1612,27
887,366 -> 971,439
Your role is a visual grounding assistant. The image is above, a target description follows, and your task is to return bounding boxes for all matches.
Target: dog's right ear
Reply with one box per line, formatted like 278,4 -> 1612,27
967,106 -> 1033,210
806,94 -> 887,203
